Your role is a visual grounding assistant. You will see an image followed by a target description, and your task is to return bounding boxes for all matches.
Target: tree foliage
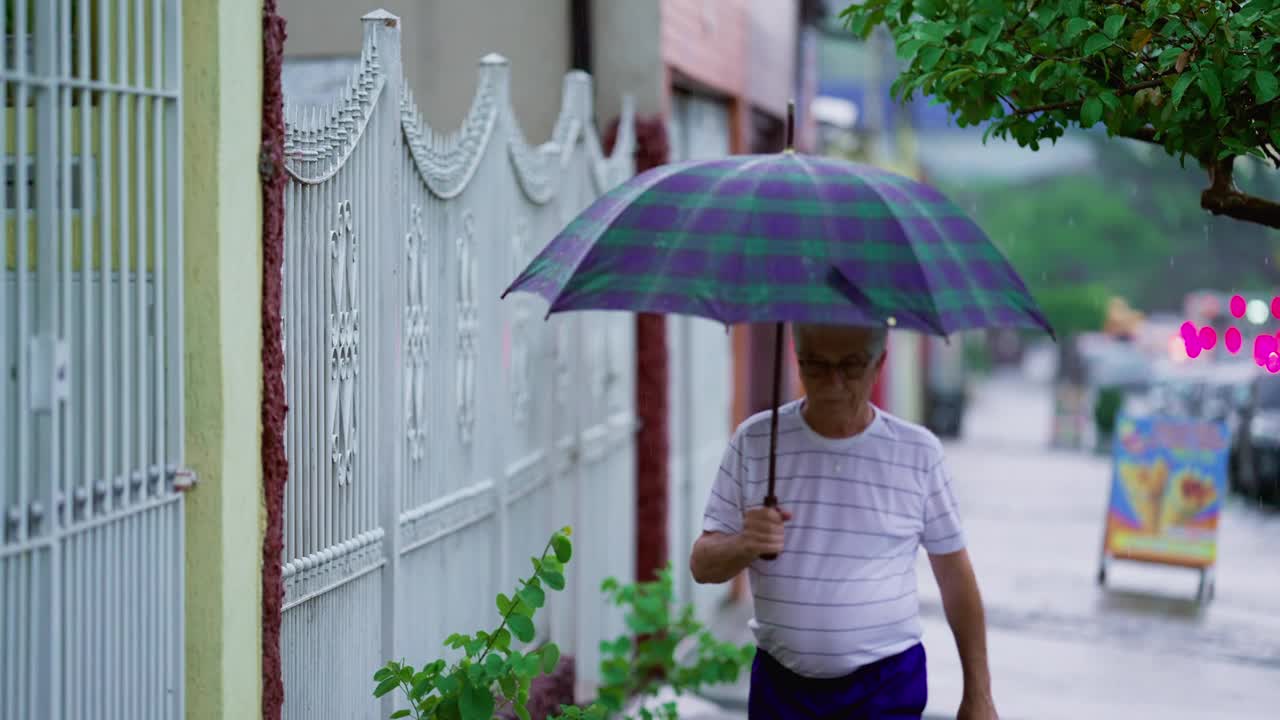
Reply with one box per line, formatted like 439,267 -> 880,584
841,0 -> 1280,228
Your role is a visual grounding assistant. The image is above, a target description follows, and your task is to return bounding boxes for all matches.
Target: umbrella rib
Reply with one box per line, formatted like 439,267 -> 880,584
842,164 -> 951,335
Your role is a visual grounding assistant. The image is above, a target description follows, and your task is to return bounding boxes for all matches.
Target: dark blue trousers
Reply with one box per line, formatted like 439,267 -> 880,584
747,643 -> 928,719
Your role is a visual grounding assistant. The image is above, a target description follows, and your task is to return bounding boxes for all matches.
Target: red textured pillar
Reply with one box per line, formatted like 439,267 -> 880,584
259,4 -> 289,720
605,116 -> 671,584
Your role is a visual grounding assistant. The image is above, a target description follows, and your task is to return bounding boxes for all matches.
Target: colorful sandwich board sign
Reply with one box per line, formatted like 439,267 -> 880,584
1098,413 -> 1229,603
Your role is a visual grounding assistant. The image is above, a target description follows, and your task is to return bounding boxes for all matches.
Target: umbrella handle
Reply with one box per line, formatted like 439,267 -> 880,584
760,493 -> 780,561
759,322 -> 786,562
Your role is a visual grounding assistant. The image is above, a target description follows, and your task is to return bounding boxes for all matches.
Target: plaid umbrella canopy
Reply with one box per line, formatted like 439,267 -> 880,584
503,103 -> 1053,557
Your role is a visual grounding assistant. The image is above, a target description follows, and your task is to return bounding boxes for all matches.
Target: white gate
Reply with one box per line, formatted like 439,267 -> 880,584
1,1 -> 186,719
279,12 -> 637,718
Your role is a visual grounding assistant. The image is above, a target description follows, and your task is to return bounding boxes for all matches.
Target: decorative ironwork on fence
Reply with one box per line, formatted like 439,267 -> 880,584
278,12 -> 638,717
1,1 -> 186,719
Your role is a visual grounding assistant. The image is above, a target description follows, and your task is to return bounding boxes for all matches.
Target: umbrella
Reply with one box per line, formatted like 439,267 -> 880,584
503,102 -> 1054,558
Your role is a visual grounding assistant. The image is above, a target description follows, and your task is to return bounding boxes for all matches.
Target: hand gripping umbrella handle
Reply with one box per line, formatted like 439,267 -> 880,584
760,492 -> 780,561
759,322 -> 786,562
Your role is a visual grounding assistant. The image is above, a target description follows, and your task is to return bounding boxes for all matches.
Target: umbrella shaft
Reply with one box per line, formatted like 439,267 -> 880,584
766,321 -> 784,506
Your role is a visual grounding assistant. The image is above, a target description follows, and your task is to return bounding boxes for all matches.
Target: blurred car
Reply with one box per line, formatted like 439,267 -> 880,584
1143,376 -> 1205,418
1232,374 -> 1280,506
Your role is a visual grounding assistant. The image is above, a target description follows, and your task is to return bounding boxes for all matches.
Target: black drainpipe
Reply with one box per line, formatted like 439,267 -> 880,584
570,0 -> 592,73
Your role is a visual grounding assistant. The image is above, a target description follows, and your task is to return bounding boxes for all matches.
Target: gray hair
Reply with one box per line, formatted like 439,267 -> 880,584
792,324 -> 889,359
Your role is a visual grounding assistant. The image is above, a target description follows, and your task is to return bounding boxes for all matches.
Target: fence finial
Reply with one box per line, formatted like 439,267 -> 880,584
361,8 -> 399,26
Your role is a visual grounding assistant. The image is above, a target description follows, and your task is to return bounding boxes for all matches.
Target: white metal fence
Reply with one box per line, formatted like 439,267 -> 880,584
1,1 -> 186,719
279,12 -> 638,718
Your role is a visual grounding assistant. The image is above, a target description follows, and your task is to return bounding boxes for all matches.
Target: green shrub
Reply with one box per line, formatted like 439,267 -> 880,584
374,539 -> 754,720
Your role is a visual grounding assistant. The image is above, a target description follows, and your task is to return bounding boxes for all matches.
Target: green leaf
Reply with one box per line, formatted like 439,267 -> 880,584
917,22 -> 951,42
1156,47 -> 1183,70
373,668 -> 393,683
1198,67 -> 1222,109
437,697 -> 462,720
436,673 -> 460,695
484,654 -> 504,678
965,33 -> 992,56
459,680 -> 495,720
1103,14 -> 1126,39
938,67 -> 975,90
373,676 -> 401,698
1030,59 -> 1056,83
1063,17 -> 1092,41
499,674 -> 518,699
508,614 -> 537,643
1171,71 -> 1195,107
516,707 -> 532,720
1254,70 -> 1279,104
551,534 -> 573,563
493,628 -> 512,650
541,642 -> 561,672
390,711 -> 411,719
1082,33 -> 1112,56
496,593 -> 512,615
897,38 -> 926,61
539,568 -> 566,591
411,672 -> 435,699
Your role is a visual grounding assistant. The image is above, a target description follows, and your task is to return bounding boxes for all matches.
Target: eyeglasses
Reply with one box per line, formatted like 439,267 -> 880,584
797,356 -> 872,381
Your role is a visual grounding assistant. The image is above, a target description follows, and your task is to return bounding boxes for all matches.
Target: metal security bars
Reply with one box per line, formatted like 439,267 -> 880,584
0,1 -> 185,719
279,12 -> 638,718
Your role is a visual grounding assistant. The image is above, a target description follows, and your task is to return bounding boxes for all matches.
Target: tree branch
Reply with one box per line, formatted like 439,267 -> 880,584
1011,75 -> 1171,115
1120,126 -> 1160,145
1201,157 -> 1280,229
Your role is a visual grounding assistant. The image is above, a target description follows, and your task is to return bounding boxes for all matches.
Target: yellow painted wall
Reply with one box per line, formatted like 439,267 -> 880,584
183,0 -> 264,718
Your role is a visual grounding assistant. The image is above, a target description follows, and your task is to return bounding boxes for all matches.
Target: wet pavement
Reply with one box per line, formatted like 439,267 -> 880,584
688,371 -> 1280,719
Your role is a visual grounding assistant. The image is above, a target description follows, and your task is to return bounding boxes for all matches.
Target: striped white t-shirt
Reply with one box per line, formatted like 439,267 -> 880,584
701,399 -> 965,679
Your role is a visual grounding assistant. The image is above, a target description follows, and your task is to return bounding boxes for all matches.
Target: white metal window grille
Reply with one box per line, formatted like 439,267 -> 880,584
0,1 -> 185,719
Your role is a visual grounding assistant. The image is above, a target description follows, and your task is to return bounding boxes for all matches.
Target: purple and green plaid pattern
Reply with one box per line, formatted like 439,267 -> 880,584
504,153 -> 1053,338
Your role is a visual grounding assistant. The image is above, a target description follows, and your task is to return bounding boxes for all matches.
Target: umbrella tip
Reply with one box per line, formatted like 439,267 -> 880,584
785,99 -> 795,152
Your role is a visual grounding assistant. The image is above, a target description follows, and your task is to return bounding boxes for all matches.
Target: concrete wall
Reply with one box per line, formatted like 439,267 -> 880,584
277,0 -> 571,143
590,0 -> 665,124
746,0 -> 797,118
661,0 -> 748,98
183,0 -> 265,718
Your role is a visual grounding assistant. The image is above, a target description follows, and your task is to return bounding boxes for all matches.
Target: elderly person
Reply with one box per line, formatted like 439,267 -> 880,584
690,324 -> 998,720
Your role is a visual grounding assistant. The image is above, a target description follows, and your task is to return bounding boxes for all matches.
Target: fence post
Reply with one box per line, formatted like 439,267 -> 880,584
362,10 -> 406,718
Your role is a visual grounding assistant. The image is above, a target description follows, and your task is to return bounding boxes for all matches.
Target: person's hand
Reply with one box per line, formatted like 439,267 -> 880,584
738,506 -> 792,557
957,691 -> 998,720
